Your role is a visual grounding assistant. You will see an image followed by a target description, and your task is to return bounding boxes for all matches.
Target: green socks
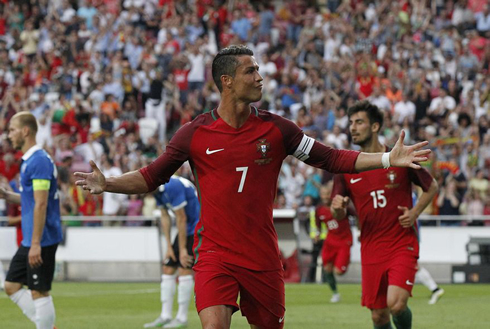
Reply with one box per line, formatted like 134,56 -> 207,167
393,307 -> 412,329
325,272 -> 337,293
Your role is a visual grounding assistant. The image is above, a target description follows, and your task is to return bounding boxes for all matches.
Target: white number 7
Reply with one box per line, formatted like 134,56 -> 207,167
236,167 -> 248,193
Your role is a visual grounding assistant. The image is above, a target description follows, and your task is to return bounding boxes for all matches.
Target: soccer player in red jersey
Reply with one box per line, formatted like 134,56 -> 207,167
331,101 -> 438,329
315,183 -> 352,303
74,46 -> 430,329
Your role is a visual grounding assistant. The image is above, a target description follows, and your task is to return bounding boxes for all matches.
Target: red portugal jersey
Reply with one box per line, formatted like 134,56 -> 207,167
315,204 -> 352,244
140,109 -> 360,270
332,166 -> 433,265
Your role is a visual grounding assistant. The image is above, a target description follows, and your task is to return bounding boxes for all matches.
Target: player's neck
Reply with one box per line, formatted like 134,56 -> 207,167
359,136 -> 385,154
216,99 -> 252,129
21,139 -> 37,154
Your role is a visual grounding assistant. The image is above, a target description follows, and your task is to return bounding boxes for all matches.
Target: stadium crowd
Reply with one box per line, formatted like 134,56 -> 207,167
0,0 -> 489,226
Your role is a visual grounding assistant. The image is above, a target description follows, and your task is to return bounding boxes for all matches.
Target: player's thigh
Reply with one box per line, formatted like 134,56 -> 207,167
5,246 -> 29,287
387,285 -> 410,313
238,268 -> 285,329
334,244 -> 351,275
362,262 -> 389,309
171,235 -> 194,269
194,263 -> 240,314
27,244 -> 58,292
199,305 -> 234,329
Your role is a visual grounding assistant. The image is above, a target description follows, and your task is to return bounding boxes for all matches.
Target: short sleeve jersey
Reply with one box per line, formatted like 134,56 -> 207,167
154,176 -> 200,236
20,145 -> 62,247
332,165 -> 433,265
316,204 -> 352,244
140,109 -> 360,270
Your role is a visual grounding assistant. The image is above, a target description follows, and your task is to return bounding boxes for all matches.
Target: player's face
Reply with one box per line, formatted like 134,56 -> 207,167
231,55 -> 263,103
7,118 -> 25,150
320,187 -> 331,203
349,111 -> 375,146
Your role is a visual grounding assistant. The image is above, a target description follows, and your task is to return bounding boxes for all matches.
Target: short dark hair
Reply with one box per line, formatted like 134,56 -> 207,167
11,111 -> 38,135
347,101 -> 384,131
212,45 -> 254,92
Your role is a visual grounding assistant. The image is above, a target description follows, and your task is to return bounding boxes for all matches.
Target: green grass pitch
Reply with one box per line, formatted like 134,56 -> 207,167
1,283 -> 489,328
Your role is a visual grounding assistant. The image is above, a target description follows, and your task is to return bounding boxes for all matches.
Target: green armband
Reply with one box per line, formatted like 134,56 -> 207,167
32,179 -> 51,191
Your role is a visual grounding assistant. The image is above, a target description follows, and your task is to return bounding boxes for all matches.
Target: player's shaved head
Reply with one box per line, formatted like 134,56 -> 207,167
212,45 -> 254,92
347,101 -> 384,132
11,111 -> 38,136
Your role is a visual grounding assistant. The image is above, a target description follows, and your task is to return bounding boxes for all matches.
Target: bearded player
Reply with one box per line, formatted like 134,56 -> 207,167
331,101 -> 438,329
75,46 -> 430,329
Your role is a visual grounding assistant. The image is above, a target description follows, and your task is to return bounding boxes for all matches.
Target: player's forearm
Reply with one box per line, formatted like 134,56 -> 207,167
176,212 -> 188,252
105,170 -> 149,194
4,190 -> 21,204
32,203 -> 47,245
160,210 -> 172,246
354,152 -> 385,172
412,179 -> 438,217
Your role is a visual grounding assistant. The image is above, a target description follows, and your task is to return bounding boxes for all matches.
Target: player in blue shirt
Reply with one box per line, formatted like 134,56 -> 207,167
144,176 -> 200,329
2,112 -> 62,329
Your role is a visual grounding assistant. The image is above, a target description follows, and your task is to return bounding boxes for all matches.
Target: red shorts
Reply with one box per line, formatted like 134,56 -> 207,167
321,238 -> 351,274
194,259 -> 285,329
361,253 -> 418,309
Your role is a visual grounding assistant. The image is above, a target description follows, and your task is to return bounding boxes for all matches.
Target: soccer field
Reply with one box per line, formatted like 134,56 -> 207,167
1,283 -> 489,328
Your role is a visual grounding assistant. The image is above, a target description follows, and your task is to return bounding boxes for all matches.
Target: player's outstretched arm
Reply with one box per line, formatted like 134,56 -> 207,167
74,160 -> 149,195
355,131 -> 430,172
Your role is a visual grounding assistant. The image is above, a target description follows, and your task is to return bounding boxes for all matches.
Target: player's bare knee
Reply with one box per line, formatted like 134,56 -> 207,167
31,290 -> 50,299
4,281 -> 22,296
389,301 -> 407,316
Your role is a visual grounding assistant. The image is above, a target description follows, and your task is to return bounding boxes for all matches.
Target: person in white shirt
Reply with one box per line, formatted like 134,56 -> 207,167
394,92 -> 416,124
187,45 -> 205,92
368,85 -> 391,112
429,88 -> 456,120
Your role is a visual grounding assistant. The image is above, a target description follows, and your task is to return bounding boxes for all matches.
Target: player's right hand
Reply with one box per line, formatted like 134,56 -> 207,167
180,248 -> 194,269
331,195 -> 349,211
74,160 -> 106,194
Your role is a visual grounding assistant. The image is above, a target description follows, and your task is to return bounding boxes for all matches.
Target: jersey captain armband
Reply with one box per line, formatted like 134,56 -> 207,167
32,179 -> 51,191
293,135 -> 315,161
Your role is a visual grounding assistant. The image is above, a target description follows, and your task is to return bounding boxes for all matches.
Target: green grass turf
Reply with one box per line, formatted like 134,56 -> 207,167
1,282 -> 489,328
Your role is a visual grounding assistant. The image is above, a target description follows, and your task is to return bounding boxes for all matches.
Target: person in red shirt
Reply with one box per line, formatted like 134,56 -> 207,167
331,101 -> 438,329
74,46 -> 430,329
314,183 -> 352,304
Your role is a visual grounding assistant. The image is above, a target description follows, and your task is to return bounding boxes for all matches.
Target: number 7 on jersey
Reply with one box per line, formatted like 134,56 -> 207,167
236,167 -> 248,193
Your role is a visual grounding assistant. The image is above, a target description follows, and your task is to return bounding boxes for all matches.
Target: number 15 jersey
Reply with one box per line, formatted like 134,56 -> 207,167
140,109 -> 360,271
332,166 -> 433,265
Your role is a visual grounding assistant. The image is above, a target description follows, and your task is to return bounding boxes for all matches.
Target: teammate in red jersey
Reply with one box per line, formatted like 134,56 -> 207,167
74,46 -> 430,329
314,183 -> 352,303
331,101 -> 438,329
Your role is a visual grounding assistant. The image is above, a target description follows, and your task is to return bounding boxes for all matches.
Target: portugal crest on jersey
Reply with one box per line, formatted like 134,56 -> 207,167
385,170 -> 400,189
255,139 -> 272,165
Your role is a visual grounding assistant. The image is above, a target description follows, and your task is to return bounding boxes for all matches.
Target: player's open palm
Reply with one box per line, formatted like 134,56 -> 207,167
180,248 -> 194,268
74,160 -> 106,194
390,130 -> 431,169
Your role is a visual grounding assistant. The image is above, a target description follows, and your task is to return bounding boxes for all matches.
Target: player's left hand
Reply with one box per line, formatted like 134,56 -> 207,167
397,206 -> 417,228
389,130 -> 431,169
179,248 -> 194,269
28,244 -> 43,268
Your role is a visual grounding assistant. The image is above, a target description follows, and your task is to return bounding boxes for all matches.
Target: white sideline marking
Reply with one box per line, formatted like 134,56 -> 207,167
0,288 -> 159,299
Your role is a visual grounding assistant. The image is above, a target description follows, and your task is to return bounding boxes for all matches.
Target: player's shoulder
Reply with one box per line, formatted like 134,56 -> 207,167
256,108 -> 290,123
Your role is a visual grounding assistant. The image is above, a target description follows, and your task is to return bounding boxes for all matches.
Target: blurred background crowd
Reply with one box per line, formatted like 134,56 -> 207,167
0,0 -> 489,226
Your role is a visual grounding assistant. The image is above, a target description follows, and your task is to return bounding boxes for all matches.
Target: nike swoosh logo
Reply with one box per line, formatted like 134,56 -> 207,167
279,317 -> 285,323
406,280 -> 414,286
350,178 -> 362,184
206,148 -> 224,155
